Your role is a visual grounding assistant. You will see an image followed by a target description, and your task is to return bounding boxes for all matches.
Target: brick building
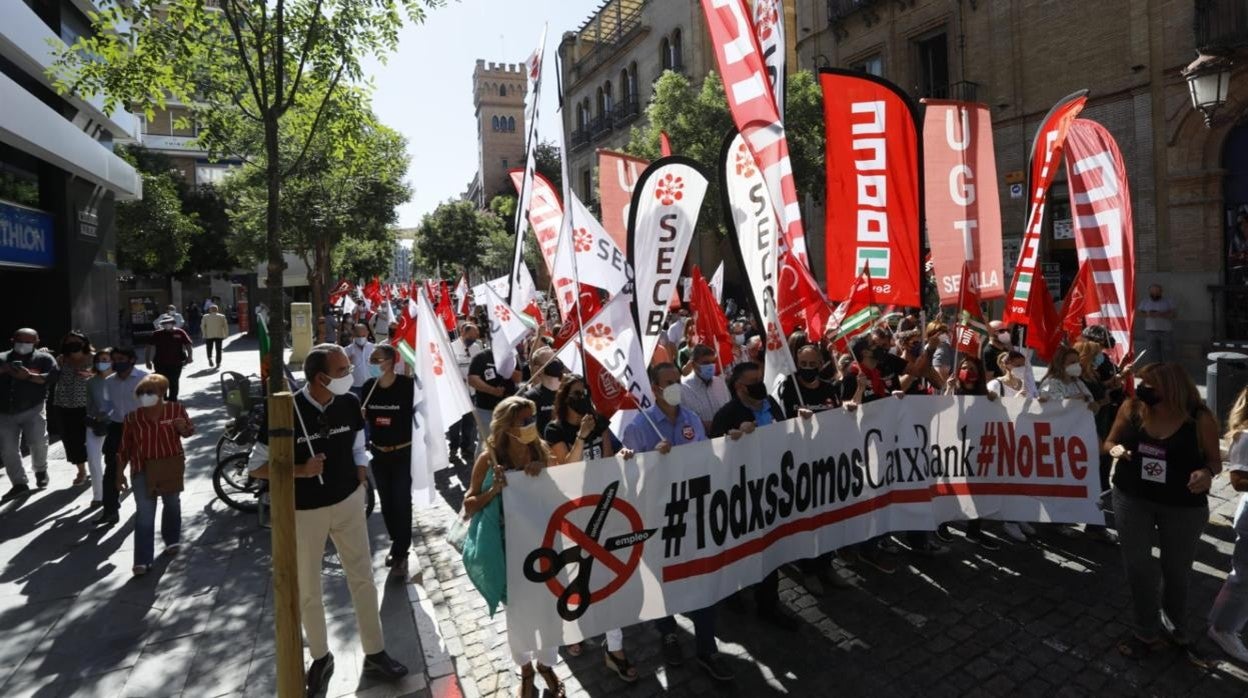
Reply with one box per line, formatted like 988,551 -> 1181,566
793,0 -> 1248,365
466,60 -> 528,209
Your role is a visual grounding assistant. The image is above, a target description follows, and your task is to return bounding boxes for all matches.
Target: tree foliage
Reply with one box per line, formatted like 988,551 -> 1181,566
115,168 -> 201,276
416,200 -> 507,277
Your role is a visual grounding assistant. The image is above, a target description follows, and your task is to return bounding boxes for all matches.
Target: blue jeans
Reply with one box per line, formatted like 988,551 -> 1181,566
132,471 -> 182,567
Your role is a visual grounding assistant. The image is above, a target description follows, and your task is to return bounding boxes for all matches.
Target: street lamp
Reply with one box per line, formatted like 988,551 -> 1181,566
1184,51 -> 1233,127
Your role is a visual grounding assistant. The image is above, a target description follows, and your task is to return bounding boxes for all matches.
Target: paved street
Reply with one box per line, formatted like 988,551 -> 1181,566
4,336 -> 1248,697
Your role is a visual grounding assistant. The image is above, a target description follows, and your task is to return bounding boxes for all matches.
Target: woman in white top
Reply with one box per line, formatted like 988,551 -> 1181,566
987,350 -> 1030,398
1209,386 -> 1248,663
1039,347 -> 1095,403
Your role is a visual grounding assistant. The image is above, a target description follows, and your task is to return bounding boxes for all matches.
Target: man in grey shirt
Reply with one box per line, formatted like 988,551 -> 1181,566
1137,284 -> 1176,364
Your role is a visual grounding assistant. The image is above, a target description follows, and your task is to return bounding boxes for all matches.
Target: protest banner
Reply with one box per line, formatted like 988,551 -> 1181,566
503,397 -> 1101,652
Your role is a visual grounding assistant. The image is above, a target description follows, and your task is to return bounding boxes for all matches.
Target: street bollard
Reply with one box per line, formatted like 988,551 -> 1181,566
267,392 -> 303,696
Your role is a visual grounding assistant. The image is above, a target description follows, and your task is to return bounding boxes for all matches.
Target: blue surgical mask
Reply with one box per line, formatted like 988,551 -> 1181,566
697,363 -> 716,381
368,364 -> 384,379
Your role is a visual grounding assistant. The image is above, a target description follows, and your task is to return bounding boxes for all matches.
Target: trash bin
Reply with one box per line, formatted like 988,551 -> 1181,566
1207,352 -> 1248,425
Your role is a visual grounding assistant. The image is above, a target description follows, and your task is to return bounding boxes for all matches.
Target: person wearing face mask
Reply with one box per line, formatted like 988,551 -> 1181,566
84,349 -> 114,508
53,331 -> 95,488
468,343 -> 521,460
96,347 -> 146,527
983,321 -> 1013,379
780,344 -> 842,417
620,363 -> 733,682
926,321 -> 956,383
521,346 -> 564,434
679,345 -> 731,433
710,363 -> 801,631
115,374 -> 194,576
986,350 -> 1030,399
248,343 -> 409,693
1103,362 -> 1221,659
461,396 -> 563,697
360,345 -> 417,582
145,315 -> 193,401
1039,347 -> 1096,404
1137,284 -> 1176,365
447,323 -> 482,462
0,328 -> 57,499
934,358 -> 1001,551
344,324 -> 375,399
1069,340 -> 1120,544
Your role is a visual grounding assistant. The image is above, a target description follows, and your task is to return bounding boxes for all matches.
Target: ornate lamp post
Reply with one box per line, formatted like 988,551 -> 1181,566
1184,51 -> 1233,127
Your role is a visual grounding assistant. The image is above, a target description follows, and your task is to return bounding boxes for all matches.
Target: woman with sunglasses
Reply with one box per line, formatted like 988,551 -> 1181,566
462,396 -> 563,698
53,331 -> 94,486
116,374 -> 194,576
542,376 -> 638,682
360,345 -> 416,583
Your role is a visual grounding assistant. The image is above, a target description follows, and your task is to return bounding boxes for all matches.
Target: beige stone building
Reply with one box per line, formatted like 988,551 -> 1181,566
467,60 -> 528,208
793,0 -> 1248,367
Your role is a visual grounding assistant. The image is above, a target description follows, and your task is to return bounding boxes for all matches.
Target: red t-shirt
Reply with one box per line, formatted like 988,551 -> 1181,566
149,328 -> 192,365
118,401 -> 194,473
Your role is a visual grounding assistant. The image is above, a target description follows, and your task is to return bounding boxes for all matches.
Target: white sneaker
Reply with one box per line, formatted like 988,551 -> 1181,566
1018,522 -> 1036,536
1002,522 -> 1027,543
1208,627 -> 1248,663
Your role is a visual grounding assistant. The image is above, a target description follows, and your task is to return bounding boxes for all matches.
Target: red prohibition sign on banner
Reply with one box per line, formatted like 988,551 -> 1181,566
523,481 -> 654,621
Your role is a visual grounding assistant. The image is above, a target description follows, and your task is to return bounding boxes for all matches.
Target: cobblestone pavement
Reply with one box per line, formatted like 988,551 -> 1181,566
0,336 -> 441,698
414,451 -> 1248,698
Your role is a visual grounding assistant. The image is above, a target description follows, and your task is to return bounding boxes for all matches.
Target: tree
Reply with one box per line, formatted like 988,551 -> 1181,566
53,0 -> 443,394
333,236 -> 395,283
115,170 -> 202,275
416,200 -> 507,277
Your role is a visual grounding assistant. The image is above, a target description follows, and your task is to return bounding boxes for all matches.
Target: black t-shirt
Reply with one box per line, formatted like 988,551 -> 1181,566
779,378 -> 841,419
521,384 -> 558,433
361,375 -> 414,448
1111,408 -> 1209,508
543,419 -> 608,461
469,351 -> 516,410
875,353 -> 908,392
257,391 -> 365,511
982,343 -> 1007,379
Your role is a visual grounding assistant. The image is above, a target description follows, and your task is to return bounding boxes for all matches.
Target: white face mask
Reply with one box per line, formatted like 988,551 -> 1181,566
13,342 -> 34,355
733,334 -> 745,345
138,394 -> 160,408
1009,366 -> 1026,381
1065,363 -> 1083,378
938,333 -> 951,345
997,332 -> 1012,345
324,374 -> 355,396
353,337 -> 368,347
661,383 -> 683,406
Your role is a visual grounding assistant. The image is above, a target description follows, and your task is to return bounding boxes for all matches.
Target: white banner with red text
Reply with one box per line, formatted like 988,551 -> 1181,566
503,397 -> 1101,653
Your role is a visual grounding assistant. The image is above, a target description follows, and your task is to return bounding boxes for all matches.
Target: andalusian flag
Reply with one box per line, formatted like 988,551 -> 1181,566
831,267 -> 880,348
257,310 -> 271,386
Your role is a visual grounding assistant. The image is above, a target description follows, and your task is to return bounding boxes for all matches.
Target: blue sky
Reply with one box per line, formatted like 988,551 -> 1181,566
363,0 -> 599,228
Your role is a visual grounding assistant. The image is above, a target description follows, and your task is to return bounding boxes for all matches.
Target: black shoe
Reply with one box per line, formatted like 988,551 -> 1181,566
3,483 -> 31,501
35,472 -> 48,489
660,633 -> 683,666
363,650 -> 408,681
760,608 -> 799,632
93,511 -> 119,528
306,652 -> 334,696
935,524 -> 955,543
697,652 -> 735,682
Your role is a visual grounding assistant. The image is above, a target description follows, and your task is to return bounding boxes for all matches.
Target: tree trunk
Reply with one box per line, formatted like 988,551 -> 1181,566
312,238 -> 331,322
306,248 -> 323,325
265,114 -> 287,396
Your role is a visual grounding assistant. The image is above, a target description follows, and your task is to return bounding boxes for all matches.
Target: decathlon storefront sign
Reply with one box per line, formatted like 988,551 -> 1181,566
0,200 -> 54,269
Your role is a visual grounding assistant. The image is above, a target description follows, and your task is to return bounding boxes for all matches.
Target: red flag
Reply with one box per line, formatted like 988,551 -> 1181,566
660,131 -> 673,157
522,299 -> 544,329
391,299 -> 416,349
328,279 -> 354,306
1024,275 -> 1063,362
436,282 -> 457,334
830,267 -> 881,352
689,266 -> 734,371
954,261 -> 989,356
362,277 -> 382,307
1059,262 -> 1100,344
779,250 -> 831,337
554,290 -> 604,351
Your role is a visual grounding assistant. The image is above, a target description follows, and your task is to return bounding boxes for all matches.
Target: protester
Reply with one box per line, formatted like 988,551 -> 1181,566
521,345 -> 564,433
780,344 -> 842,416
157,304 -> 185,330
1074,340 -> 1118,544
248,343 -> 408,693
1209,386 -> 1248,663
986,350 -> 1030,399
1104,362 -> 1220,657
345,324 -> 375,399
926,321 -> 955,382
936,357 -> 1000,550
680,345 -> 731,433
840,337 -> 900,572
361,344 -> 417,583
145,316 -> 193,401
467,345 -> 519,458
622,363 -> 733,681
85,349 -> 113,507
369,304 -> 392,344
54,331 -> 93,487
185,302 -> 203,340
983,320 -> 1013,379
447,323 -> 482,462
202,304 -> 229,369
98,347 -> 146,528
1138,284 -> 1177,364
1039,347 -> 1095,403
115,374 -> 193,575
462,395 -> 564,697
0,328 -> 57,498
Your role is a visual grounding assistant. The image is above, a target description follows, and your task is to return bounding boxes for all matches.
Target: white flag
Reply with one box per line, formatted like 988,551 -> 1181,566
578,292 -> 655,412
762,296 -> 796,395
412,289 -> 474,508
554,338 -> 584,376
482,282 -> 534,378
555,191 -> 631,300
710,262 -> 725,303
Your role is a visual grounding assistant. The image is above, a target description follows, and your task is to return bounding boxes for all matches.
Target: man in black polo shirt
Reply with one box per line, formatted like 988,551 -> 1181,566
467,347 -> 519,458
710,362 -> 799,631
520,345 -> 564,434
249,344 -> 407,695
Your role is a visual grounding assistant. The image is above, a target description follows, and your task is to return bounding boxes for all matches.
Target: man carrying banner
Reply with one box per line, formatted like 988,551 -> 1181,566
709,362 -> 800,630
679,345 -> 731,433
621,363 -> 734,682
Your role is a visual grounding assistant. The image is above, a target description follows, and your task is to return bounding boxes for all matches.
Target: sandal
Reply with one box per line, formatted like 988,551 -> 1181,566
1117,634 -> 1167,658
565,641 -> 583,657
604,649 -> 639,683
72,473 -> 87,486
536,663 -> 566,698
518,664 -> 535,698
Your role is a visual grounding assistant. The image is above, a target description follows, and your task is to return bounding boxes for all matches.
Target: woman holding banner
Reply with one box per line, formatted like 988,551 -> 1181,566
1039,347 -> 1096,404
936,357 -> 1000,551
1103,363 -> 1220,659
461,396 -> 565,698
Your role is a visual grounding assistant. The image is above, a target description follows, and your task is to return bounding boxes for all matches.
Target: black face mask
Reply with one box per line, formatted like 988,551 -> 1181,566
463,337 -> 476,347
797,367 -> 820,383
1136,385 -> 1161,407
872,348 -> 890,365
569,395 -> 593,415
745,382 -> 767,400
543,360 -> 565,378
1149,294 -> 1161,301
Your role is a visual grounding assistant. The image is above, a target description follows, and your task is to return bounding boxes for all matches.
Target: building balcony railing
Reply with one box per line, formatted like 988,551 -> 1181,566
1196,0 -> 1248,51
920,80 -> 981,102
571,128 -> 592,152
613,97 -> 641,128
568,0 -> 647,85
828,0 -> 879,21
590,114 -> 614,139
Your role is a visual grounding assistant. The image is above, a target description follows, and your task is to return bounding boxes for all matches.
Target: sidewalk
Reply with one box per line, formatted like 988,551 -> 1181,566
0,335 -> 445,698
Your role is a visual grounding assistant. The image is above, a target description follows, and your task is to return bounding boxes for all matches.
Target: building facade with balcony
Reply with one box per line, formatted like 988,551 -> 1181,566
793,0 -> 1248,367
0,0 -> 142,348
